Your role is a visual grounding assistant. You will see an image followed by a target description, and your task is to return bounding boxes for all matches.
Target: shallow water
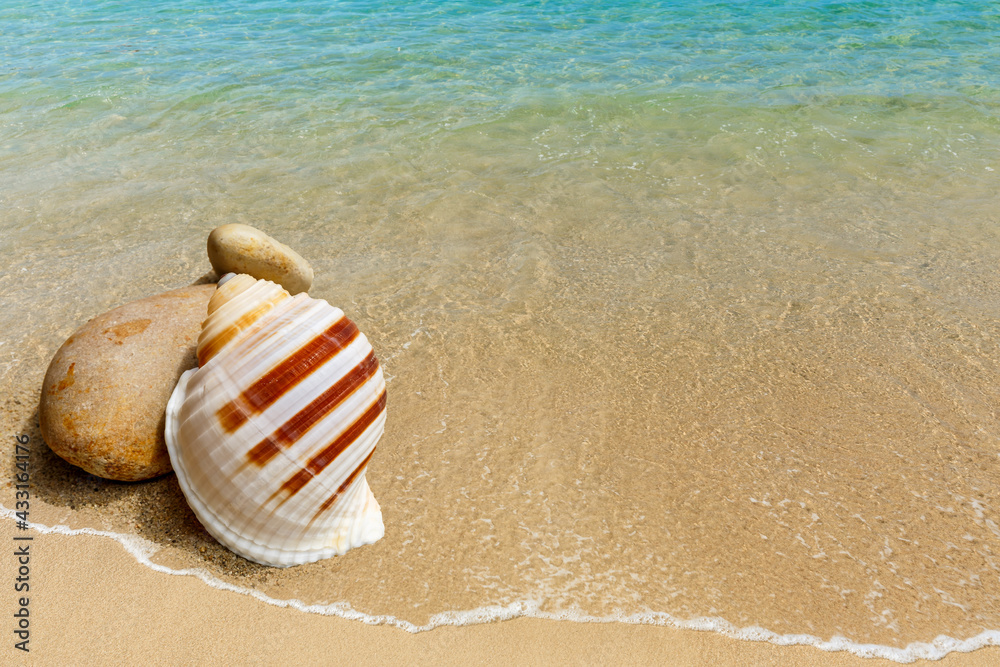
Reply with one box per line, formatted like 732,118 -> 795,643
2,0 -> 1000,658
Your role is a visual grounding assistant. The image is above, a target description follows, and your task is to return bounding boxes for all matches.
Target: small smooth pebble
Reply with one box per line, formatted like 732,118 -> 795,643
39,284 -> 215,481
207,223 -> 313,294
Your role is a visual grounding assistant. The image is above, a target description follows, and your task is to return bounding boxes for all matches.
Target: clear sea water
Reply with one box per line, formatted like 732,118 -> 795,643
3,1 -> 1000,660
3,0 -> 998,216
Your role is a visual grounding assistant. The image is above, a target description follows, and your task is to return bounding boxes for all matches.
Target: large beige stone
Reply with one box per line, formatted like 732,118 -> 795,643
207,224 -> 313,294
39,284 -> 216,481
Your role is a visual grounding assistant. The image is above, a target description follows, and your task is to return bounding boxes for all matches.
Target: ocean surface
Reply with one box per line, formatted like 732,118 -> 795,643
2,0 -> 1000,660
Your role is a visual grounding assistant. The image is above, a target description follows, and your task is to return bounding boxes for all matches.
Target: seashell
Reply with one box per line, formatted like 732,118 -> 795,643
164,274 -> 386,567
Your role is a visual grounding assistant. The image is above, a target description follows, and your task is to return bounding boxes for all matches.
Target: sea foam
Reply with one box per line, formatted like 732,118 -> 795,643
4,510 -> 997,663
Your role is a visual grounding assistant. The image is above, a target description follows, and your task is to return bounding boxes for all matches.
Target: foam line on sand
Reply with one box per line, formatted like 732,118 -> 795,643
3,510 -> 998,663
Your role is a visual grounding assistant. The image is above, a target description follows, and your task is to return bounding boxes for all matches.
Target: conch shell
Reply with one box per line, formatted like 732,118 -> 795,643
164,274 -> 386,567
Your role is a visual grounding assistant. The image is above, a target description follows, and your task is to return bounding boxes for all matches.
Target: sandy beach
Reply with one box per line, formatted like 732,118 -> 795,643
4,190 -> 999,662
4,201 -> 1000,662
4,521 -> 998,666
5,2 -> 1000,663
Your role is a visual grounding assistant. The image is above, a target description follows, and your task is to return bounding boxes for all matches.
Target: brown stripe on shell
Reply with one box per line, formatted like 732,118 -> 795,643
197,293 -> 285,366
217,317 -> 359,433
268,389 -> 387,503
245,351 -> 381,468
308,447 -> 376,527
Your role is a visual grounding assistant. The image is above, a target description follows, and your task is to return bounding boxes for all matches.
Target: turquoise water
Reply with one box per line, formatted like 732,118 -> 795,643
2,0 -> 998,208
3,0 -> 998,329
4,1 -> 1000,656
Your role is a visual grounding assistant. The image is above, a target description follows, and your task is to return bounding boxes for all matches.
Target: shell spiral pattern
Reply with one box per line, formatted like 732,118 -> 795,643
164,274 -> 386,567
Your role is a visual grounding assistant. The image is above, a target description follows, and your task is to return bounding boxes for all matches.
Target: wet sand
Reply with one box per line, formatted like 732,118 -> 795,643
5,3 -> 1000,660
4,523 -> 999,665
2,171 -> 1000,661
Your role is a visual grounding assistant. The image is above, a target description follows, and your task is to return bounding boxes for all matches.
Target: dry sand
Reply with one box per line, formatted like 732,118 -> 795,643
4,521 -> 998,666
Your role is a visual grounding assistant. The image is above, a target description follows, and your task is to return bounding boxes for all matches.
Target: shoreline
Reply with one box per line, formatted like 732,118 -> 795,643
6,5 -> 1000,664
5,225 -> 1000,657
4,518 -> 998,665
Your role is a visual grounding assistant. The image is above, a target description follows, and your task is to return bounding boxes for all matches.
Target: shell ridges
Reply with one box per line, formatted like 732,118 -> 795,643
164,275 -> 386,567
